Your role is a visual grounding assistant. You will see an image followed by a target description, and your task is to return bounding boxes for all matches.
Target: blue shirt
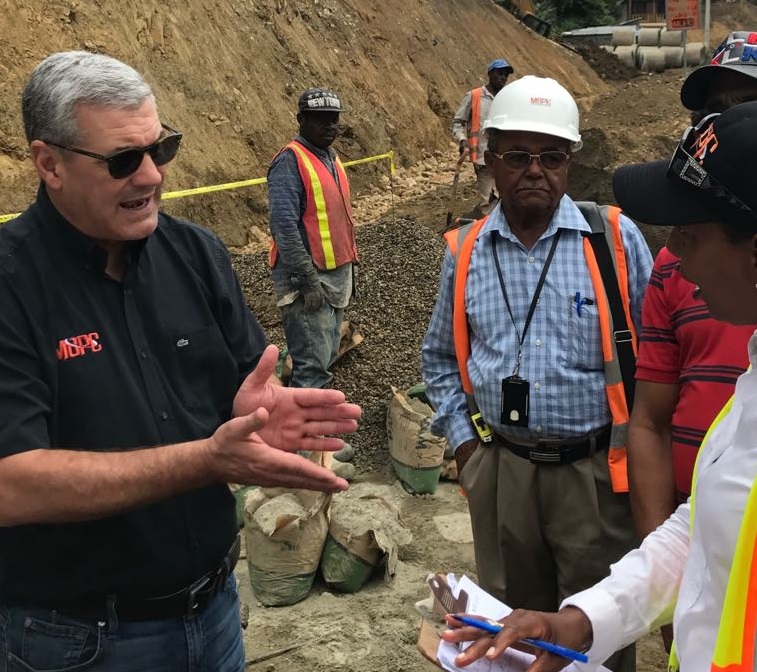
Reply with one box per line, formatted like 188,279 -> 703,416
421,195 -> 653,451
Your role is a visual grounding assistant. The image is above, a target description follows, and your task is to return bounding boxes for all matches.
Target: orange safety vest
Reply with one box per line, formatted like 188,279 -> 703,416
467,87 -> 486,163
667,395 -> 757,672
443,207 -> 637,493
269,141 -> 358,270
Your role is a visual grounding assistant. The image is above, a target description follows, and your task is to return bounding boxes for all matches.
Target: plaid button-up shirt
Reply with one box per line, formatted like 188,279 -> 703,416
422,195 -> 653,450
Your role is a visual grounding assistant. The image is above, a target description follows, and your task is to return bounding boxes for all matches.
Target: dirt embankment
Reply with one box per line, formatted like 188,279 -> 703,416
0,0 -> 604,245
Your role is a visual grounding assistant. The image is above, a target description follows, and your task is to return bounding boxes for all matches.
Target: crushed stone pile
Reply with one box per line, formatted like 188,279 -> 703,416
231,217 -> 446,473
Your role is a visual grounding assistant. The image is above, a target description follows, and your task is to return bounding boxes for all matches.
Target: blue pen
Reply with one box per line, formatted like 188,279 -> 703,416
574,291 -> 582,317
452,615 -> 589,664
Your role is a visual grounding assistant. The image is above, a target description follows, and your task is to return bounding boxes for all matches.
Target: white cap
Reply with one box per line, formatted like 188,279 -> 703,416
482,75 -> 582,151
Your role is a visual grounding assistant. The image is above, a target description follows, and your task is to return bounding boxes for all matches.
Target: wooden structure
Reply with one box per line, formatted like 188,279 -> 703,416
618,0 -> 666,23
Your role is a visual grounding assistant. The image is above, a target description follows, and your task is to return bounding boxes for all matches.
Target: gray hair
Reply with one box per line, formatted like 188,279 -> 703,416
22,51 -> 155,145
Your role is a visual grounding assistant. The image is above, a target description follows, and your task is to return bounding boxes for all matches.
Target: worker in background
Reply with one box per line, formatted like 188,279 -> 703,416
443,100 -> 757,672
267,88 -> 358,389
0,52 -> 361,670
423,75 -> 652,672
627,31 -> 757,652
452,58 -> 514,217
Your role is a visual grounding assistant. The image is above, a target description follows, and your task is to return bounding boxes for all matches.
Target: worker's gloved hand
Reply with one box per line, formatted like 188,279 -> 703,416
458,139 -> 469,155
303,288 -> 325,313
454,439 -> 479,477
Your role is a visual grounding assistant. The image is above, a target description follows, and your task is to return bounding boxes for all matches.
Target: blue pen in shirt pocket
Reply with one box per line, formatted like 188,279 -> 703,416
572,291 -> 595,318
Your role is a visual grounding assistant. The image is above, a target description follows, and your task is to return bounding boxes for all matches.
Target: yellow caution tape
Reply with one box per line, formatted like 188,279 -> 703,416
0,150 -> 394,224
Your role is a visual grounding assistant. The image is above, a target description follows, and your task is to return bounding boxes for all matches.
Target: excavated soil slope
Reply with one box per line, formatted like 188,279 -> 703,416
0,0 -> 604,245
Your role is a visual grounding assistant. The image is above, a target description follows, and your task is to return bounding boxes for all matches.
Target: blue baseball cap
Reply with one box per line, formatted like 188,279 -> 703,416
487,58 -> 514,74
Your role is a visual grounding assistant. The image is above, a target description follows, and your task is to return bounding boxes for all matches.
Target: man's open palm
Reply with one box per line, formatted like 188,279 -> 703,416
232,345 -> 361,452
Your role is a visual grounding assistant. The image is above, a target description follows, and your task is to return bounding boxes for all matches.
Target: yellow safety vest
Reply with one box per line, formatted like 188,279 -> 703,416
668,395 -> 757,672
269,141 -> 358,270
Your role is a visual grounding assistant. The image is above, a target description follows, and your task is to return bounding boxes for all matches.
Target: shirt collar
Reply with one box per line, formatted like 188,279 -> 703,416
294,134 -> 335,161
478,194 -> 592,245
34,183 -> 147,273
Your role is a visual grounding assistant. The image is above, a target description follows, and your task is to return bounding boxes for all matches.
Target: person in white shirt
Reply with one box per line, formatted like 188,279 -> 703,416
440,101 -> 757,672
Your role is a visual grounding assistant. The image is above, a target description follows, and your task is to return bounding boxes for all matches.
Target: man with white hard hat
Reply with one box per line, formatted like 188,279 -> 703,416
423,75 -> 652,672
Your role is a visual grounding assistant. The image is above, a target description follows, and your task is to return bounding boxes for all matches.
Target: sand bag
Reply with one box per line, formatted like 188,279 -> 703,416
320,483 -> 413,593
244,481 -> 330,606
387,386 -> 446,494
229,483 -> 258,528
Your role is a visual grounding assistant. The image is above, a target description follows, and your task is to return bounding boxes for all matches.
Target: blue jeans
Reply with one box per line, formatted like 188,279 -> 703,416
0,576 -> 244,672
281,297 -> 344,388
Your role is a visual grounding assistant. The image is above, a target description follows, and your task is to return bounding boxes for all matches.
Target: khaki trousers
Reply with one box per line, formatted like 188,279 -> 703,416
459,441 -> 637,672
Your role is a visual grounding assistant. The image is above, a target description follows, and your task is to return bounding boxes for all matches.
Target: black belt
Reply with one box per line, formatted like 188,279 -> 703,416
494,424 -> 611,465
35,536 -> 241,622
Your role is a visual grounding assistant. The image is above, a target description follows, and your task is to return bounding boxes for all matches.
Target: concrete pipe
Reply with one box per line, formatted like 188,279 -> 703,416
685,42 -> 706,66
637,27 -> 661,47
611,27 -> 635,47
660,46 -> 684,68
660,28 -> 684,47
639,49 -> 666,73
614,45 -> 638,67
600,45 -> 615,53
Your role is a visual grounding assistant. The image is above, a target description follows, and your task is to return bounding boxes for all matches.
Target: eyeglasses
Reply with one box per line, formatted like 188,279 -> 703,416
44,124 -> 183,179
489,150 -> 570,171
667,113 -> 754,215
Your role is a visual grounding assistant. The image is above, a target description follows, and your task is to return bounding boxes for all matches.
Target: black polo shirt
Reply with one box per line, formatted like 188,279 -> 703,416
0,185 -> 267,605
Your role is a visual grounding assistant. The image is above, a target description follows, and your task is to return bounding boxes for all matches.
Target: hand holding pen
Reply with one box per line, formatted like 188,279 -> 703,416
441,607 -> 593,671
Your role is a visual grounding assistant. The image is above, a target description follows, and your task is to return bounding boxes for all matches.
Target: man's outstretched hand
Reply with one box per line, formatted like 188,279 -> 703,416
206,409 -> 351,492
233,345 -> 361,450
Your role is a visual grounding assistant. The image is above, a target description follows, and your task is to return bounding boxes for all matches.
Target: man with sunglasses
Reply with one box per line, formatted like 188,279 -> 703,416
627,34 -> 757,654
0,52 -> 361,671
423,75 -> 652,672
267,88 -> 358,390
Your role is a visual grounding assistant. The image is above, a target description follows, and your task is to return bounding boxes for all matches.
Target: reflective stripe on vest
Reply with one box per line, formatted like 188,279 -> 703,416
667,395 -> 757,672
467,87 -> 485,163
581,206 -> 637,492
443,207 -> 634,493
269,141 -> 358,270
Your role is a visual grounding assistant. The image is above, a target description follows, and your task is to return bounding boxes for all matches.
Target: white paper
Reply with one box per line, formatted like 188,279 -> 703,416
437,575 -> 609,672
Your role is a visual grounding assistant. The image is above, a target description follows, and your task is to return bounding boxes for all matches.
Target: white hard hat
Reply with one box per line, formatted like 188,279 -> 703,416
482,75 -> 582,151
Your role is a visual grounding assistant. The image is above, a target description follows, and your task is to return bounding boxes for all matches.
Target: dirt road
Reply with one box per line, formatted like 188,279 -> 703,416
235,481 -> 669,672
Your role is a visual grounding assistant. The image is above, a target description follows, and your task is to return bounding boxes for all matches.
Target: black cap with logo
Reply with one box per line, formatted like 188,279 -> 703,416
613,101 -> 757,226
297,88 -> 345,113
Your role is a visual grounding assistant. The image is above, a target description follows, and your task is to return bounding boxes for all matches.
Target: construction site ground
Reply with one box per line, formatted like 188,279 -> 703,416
3,0 -> 757,670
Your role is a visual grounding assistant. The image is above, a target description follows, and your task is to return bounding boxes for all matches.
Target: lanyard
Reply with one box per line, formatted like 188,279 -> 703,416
491,230 -> 562,376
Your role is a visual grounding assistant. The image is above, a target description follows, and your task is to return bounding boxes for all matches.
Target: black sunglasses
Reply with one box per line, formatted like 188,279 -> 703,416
489,150 -> 570,171
667,113 -> 754,215
44,123 -> 183,179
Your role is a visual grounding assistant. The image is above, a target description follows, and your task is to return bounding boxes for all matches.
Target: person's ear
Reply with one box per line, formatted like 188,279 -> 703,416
29,140 -> 64,190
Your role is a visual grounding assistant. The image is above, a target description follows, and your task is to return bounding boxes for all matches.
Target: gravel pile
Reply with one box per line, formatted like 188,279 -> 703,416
230,217 -> 446,473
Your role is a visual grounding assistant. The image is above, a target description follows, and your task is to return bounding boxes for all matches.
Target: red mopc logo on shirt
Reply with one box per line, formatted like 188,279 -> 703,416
56,332 -> 103,361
